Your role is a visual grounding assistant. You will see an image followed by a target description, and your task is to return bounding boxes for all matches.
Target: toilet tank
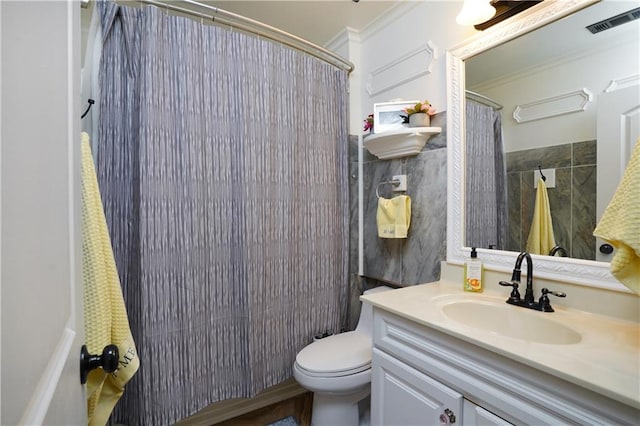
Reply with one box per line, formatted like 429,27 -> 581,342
355,286 -> 394,337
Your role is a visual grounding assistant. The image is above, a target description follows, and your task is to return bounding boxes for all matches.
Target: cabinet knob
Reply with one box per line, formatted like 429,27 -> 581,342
439,408 -> 456,424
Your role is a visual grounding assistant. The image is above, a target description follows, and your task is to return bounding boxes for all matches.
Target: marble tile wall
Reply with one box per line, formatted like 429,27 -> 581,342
349,113 -> 447,328
346,113 -> 448,328
506,140 -> 596,260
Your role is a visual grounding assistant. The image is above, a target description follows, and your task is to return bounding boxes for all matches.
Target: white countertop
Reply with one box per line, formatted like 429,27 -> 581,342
361,280 -> 640,409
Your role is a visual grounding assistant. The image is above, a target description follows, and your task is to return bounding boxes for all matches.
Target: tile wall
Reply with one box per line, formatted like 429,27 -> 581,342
347,113 -> 448,328
506,140 -> 597,260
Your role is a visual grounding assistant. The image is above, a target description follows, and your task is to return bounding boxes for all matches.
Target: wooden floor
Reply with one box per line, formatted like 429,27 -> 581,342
217,392 -> 312,426
175,378 -> 312,426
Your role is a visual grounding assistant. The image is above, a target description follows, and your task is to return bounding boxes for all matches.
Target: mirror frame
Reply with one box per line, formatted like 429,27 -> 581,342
446,0 -> 629,293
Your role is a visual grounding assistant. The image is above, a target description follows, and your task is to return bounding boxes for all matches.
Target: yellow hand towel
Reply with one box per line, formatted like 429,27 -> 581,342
377,195 -> 411,238
594,140 -> 640,294
526,178 -> 556,255
81,132 -> 140,425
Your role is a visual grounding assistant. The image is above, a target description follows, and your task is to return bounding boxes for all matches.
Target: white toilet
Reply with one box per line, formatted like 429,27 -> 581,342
293,286 -> 393,426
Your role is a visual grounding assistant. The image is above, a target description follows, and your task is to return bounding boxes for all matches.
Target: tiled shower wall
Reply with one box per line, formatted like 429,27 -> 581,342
347,113 -> 448,328
506,140 -> 597,260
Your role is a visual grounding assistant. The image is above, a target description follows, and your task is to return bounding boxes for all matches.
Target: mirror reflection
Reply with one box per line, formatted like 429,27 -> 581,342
464,1 -> 640,261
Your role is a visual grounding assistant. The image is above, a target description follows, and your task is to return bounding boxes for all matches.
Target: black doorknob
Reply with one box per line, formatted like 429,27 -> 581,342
80,344 -> 119,384
599,243 -> 614,255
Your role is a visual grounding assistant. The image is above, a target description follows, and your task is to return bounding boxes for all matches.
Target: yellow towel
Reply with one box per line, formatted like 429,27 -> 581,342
526,178 -> 556,255
593,140 -> 640,294
81,132 -> 139,425
377,195 -> 411,238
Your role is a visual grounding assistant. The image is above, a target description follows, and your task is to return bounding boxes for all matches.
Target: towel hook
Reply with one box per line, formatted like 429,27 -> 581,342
376,179 -> 400,198
538,165 -> 546,181
81,99 -> 95,119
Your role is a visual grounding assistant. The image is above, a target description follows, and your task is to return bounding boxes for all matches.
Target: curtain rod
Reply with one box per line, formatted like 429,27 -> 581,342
466,90 -> 503,111
125,0 -> 354,73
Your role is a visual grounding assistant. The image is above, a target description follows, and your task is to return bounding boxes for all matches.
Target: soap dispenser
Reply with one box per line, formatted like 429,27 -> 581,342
464,247 -> 483,292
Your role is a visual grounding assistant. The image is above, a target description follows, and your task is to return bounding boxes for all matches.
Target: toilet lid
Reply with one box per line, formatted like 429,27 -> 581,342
295,331 -> 371,377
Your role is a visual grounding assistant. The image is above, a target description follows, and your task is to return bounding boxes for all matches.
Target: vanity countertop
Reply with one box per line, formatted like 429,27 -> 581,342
361,280 -> 640,409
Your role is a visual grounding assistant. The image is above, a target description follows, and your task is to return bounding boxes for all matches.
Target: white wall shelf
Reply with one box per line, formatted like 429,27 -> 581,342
363,126 -> 441,160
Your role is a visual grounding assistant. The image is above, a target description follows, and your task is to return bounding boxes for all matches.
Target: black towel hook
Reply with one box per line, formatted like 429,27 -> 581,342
81,99 -> 95,119
538,165 -> 546,181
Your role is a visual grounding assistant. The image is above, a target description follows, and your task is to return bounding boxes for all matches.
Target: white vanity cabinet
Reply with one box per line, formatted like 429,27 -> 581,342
370,308 -> 639,426
372,347 -> 512,425
463,400 -> 513,426
372,348 -> 463,425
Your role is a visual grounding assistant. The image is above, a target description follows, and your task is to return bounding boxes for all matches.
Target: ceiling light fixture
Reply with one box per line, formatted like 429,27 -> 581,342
456,0 -> 497,26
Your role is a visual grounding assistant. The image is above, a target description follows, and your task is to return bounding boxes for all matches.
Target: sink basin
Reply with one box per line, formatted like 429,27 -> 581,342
441,301 -> 582,345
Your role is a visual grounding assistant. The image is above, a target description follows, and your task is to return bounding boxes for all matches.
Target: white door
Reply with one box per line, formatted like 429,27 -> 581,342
1,1 -> 86,424
596,84 -> 640,262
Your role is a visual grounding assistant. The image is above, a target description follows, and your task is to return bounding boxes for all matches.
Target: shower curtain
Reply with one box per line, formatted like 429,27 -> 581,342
465,99 -> 508,250
96,2 -> 349,425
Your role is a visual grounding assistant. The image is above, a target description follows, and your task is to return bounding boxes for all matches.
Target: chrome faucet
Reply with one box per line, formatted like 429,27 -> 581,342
499,251 -> 567,312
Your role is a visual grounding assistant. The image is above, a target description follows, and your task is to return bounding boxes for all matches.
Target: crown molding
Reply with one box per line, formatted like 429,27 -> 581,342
358,1 -> 421,43
325,26 -> 361,53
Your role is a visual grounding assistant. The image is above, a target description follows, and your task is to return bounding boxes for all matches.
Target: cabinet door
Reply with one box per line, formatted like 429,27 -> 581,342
463,399 -> 513,426
372,349 -> 463,426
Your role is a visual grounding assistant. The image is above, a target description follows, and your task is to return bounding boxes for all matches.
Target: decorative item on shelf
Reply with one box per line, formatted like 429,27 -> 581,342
401,101 -> 436,128
363,114 -> 374,134
373,100 -> 419,133
410,113 -> 430,127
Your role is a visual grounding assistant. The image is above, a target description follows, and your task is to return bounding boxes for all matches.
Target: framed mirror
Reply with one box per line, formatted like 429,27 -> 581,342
446,0 -> 635,292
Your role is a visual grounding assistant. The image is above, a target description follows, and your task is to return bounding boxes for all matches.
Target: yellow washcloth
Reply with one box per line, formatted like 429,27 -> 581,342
593,140 -> 640,294
377,195 -> 411,238
526,178 -> 556,255
81,132 -> 140,425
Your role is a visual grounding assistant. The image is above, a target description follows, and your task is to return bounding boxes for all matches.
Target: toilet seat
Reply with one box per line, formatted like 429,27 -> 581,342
295,331 -> 371,377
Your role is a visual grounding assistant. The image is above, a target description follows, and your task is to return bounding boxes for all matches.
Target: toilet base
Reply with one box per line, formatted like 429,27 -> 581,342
311,386 -> 370,426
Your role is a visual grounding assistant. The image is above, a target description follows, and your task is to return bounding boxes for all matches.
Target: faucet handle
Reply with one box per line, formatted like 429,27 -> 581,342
538,288 -> 566,312
541,288 -> 566,298
499,281 -> 521,303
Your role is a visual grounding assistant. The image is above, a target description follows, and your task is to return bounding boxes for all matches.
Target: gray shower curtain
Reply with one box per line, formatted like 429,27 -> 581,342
465,99 -> 508,250
96,3 -> 349,425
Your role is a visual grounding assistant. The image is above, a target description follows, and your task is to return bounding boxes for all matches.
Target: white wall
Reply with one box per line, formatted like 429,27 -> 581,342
472,37 -> 640,153
328,1 -> 476,135
328,27 -> 365,135
328,1 -> 640,145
